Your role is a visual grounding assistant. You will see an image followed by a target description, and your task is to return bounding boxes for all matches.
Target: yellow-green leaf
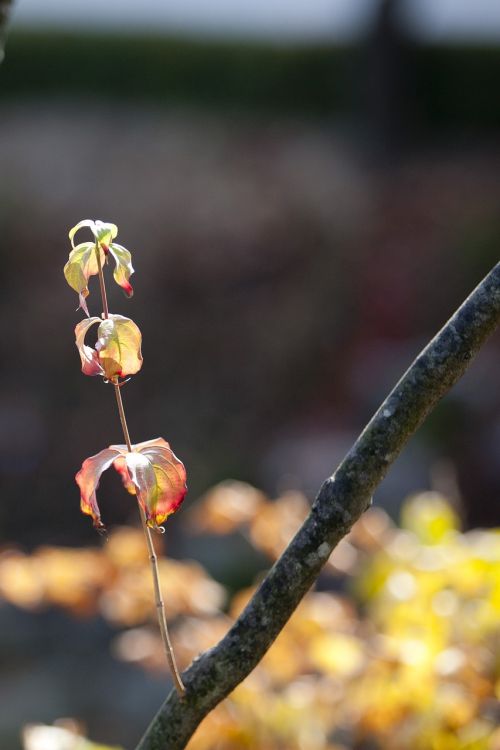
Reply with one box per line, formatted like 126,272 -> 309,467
96,314 -> 143,379
69,219 -> 117,249
69,219 -> 95,248
66,220 -> 134,308
63,242 -> 104,314
109,243 -> 134,297
74,315 -> 142,379
94,220 -> 118,247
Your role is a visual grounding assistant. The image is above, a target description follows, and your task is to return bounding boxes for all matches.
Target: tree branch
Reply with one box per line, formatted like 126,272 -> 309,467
0,0 -> 14,63
137,262 -> 500,750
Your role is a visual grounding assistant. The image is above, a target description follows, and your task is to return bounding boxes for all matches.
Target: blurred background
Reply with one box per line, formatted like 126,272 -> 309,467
1,1 -> 500,748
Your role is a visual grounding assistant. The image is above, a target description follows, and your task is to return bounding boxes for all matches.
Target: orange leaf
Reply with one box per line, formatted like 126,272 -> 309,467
76,439 -> 187,530
113,438 -> 188,528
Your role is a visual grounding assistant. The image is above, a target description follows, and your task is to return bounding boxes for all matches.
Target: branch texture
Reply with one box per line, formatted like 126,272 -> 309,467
137,262 -> 500,750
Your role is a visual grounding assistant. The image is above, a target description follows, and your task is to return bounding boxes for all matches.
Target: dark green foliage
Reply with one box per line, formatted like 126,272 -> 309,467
0,31 -> 349,115
2,31 -> 500,130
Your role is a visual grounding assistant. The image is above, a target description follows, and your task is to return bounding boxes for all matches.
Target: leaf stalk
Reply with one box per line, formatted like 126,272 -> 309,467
95,242 -> 186,696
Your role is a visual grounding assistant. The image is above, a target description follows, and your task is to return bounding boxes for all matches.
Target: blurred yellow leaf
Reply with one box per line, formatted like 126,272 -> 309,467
22,723 -> 122,750
0,551 -> 43,609
190,481 -> 267,534
249,491 -> 309,559
309,633 -> 365,677
401,492 -> 460,544
6,489 -> 500,750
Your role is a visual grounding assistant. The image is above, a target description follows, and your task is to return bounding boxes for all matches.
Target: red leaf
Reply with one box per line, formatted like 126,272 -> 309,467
76,439 -> 187,530
75,447 -> 122,529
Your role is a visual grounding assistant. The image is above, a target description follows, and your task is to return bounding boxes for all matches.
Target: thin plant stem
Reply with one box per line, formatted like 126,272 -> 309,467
138,503 -> 187,697
95,242 -> 186,696
113,382 -> 133,452
95,242 -> 110,319
113,381 -> 186,695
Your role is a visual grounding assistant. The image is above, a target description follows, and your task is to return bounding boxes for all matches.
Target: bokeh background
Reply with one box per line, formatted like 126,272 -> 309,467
1,1 -> 500,748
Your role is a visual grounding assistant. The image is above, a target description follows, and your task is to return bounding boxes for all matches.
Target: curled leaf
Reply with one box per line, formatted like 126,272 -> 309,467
66,219 -> 134,305
96,315 -> 143,379
74,314 -> 143,379
76,439 -> 187,530
128,438 -> 187,527
64,242 -> 105,315
69,219 -> 118,249
75,317 -> 103,375
113,456 -> 136,495
75,447 -> 122,529
109,243 -> 134,297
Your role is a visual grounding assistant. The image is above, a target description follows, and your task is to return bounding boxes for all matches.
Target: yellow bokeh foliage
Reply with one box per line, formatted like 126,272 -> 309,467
8,485 -> 500,750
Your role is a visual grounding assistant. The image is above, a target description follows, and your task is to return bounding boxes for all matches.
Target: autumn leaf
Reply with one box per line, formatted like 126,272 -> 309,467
74,316 -> 103,375
69,219 -> 118,252
65,220 -> 135,309
96,315 -> 142,378
76,438 -> 187,530
108,243 -> 134,298
64,242 -> 105,316
112,438 -> 188,527
74,314 -> 143,379
76,448 -> 122,530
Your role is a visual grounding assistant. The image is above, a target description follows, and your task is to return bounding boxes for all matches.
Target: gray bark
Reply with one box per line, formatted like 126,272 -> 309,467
137,262 -> 500,750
